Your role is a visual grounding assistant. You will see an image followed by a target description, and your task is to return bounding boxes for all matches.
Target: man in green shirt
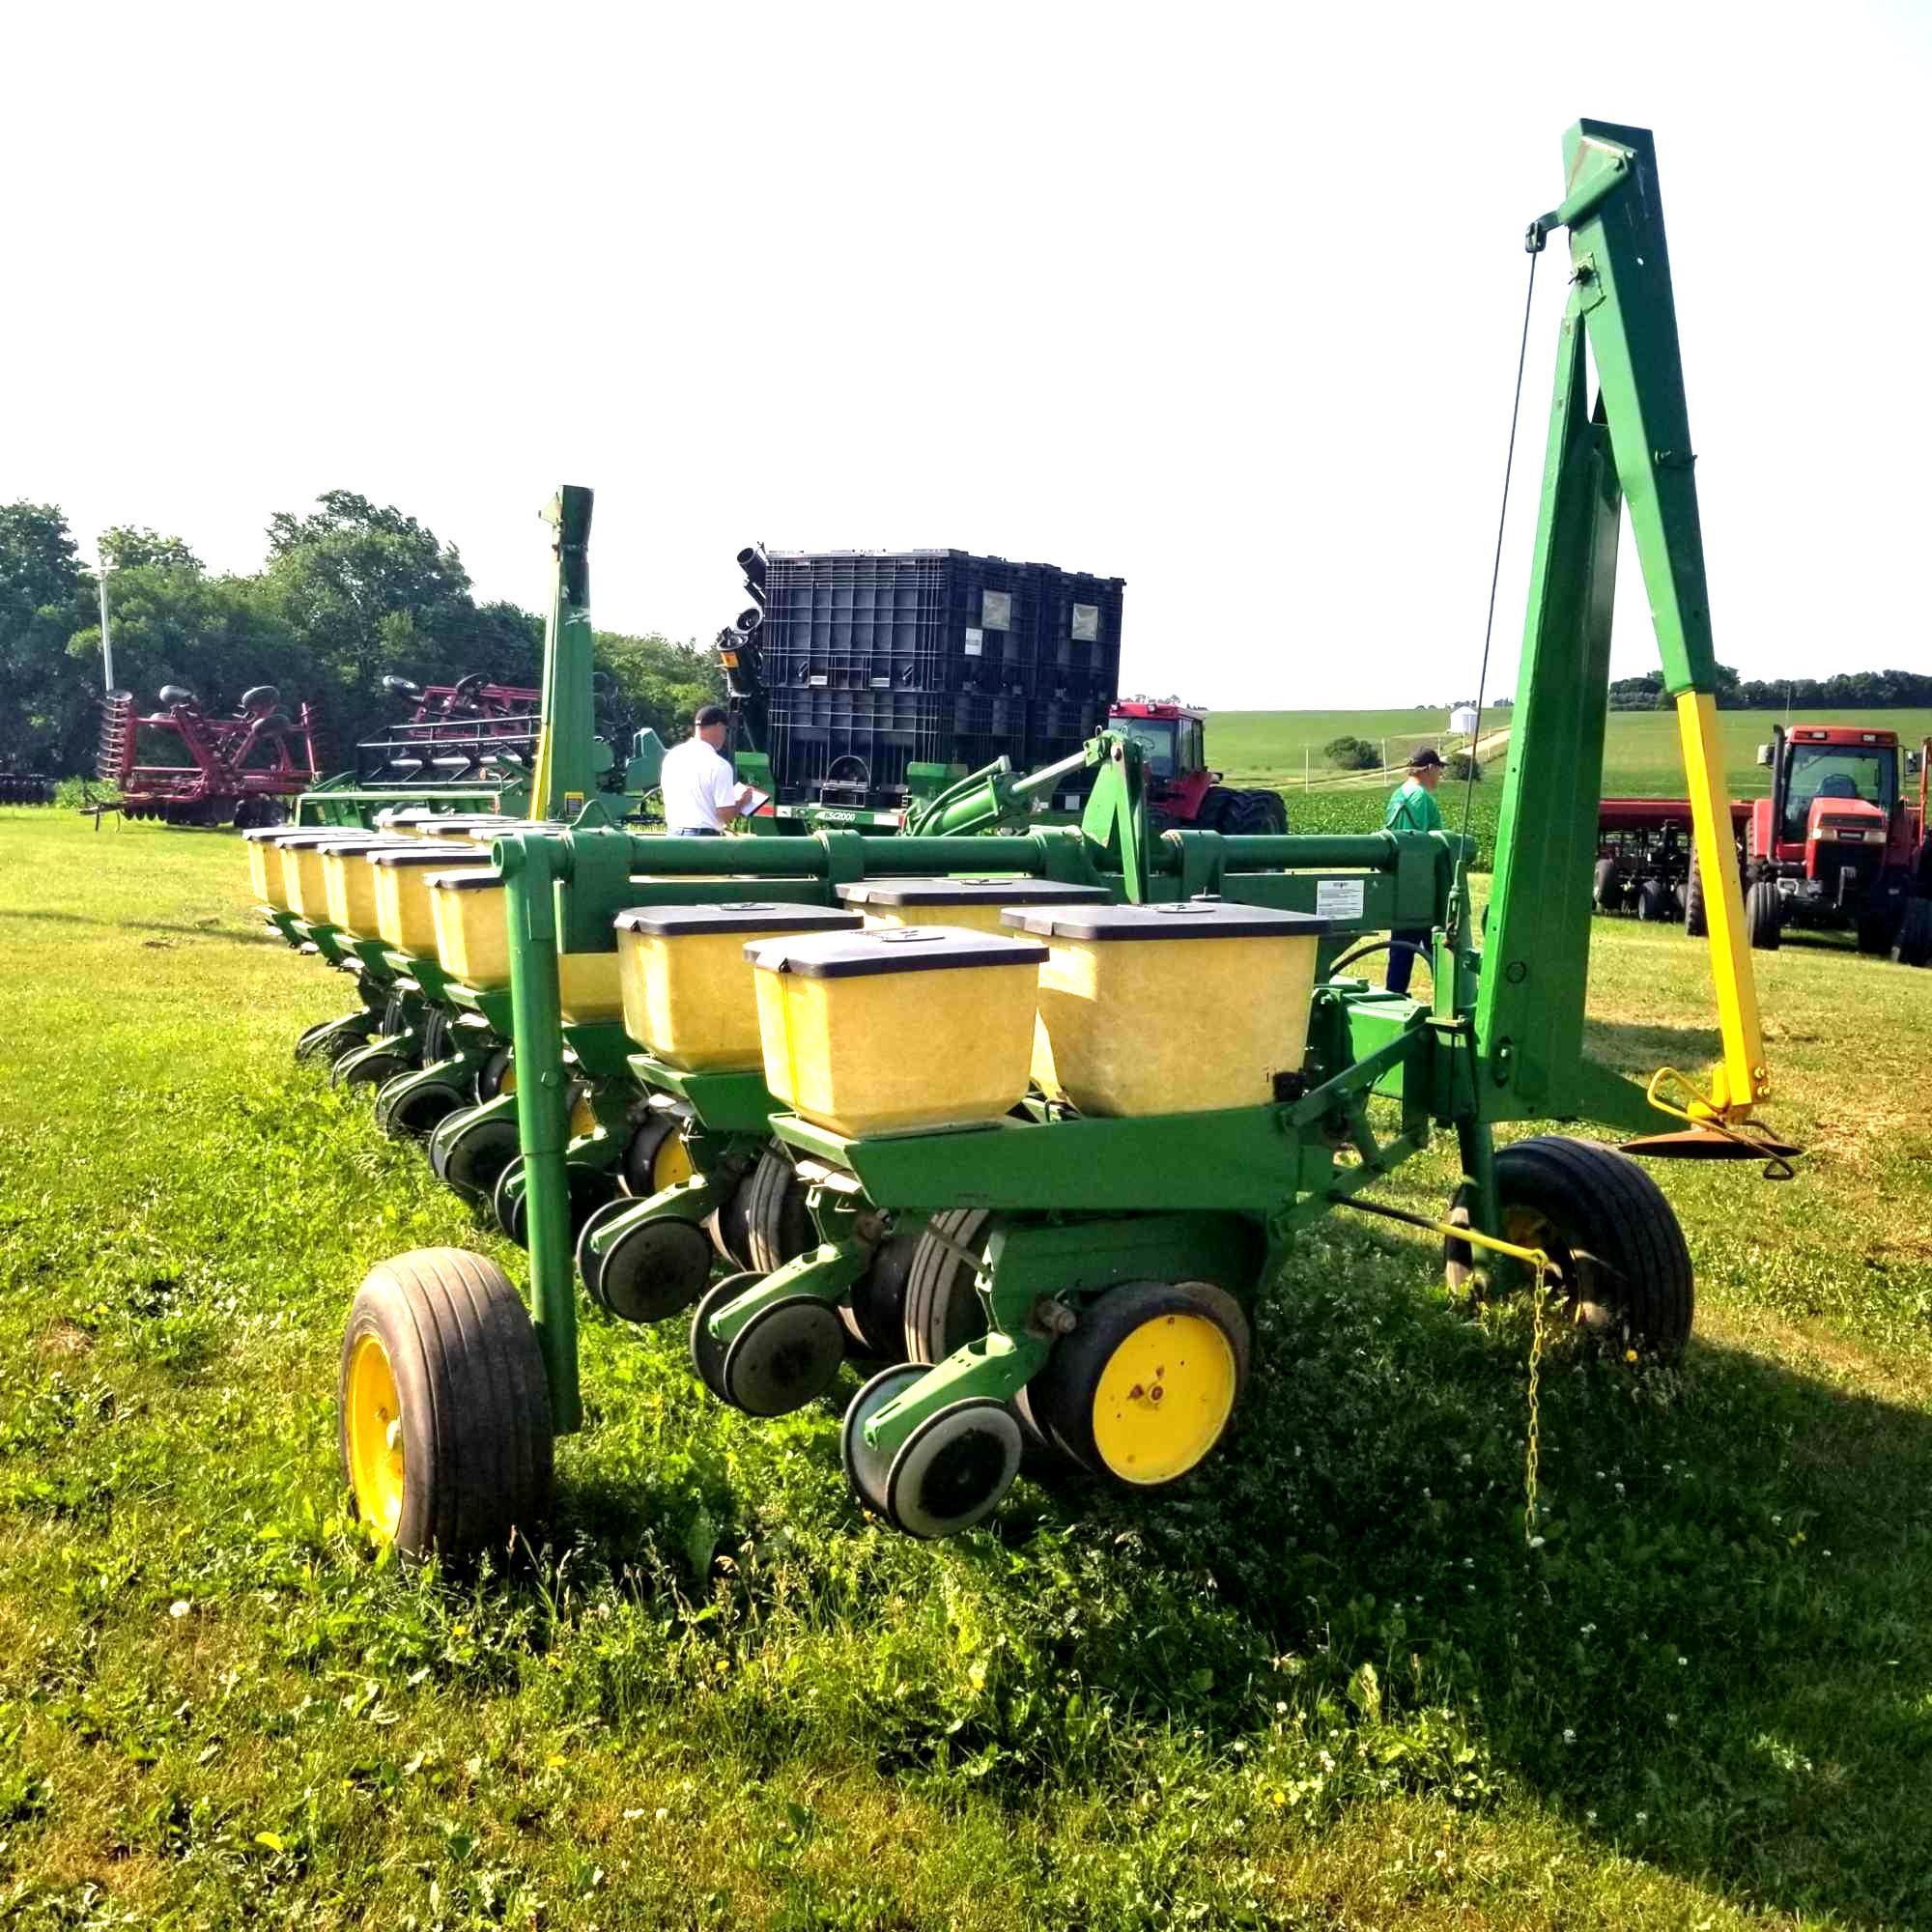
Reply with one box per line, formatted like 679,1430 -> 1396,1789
1383,747 -> 1444,995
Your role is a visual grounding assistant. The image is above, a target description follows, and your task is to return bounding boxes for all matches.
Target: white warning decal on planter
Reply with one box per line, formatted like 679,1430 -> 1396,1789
1314,878 -> 1365,919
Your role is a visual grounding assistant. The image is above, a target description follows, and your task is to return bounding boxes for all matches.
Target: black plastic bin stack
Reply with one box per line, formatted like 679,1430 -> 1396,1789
759,550 -> 1123,808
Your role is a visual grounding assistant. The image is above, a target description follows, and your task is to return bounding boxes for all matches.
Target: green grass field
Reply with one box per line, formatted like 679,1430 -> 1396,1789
1210,707 -> 1932,799
3,813 -> 1931,1927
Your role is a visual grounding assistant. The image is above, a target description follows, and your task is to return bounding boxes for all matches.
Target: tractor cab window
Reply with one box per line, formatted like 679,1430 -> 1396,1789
1113,718 -> 1177,777
1782,745 -> 1895,840
1175,715 -> 1204,778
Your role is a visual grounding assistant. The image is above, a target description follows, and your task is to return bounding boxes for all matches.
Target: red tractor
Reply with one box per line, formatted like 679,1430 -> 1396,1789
1741,724 -> 1931,964
98,684 -> 325,827
1105,698 -> 1288,834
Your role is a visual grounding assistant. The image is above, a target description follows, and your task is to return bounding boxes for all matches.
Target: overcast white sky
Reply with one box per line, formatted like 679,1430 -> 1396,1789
8,2 -> 1929,709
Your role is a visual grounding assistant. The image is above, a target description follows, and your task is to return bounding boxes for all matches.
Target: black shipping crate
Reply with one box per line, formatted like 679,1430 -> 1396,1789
760,550 -> 1123,806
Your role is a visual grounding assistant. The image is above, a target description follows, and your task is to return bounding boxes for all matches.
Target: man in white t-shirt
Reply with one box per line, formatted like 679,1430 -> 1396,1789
659,704 -> 753,836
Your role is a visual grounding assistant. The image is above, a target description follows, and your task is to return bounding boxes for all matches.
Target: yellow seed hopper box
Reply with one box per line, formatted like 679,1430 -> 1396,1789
369,846 -> 493,955
242,826 -> 307,907
1002,897 -> 1344,1117
746,923 -> 1047,1138
428,870 -> 512,987
834,876 -> 1112,934
269,831 -> 390,920
322,838 -> 422,937
615,901 -> 865,1071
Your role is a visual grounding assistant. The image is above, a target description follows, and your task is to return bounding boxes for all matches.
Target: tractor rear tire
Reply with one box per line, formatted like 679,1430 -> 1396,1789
1593,859 -> 1622,916
1442,1135 -> 1693,1362
338,1248 -> 553,1562
1683,856 -> 1708,937
1193,786 -> 1238,834
1222,790 -> 1286,836
1856,911 -> 1893,956
1746,879 -> 1782,951
1893,896 -> 1932,968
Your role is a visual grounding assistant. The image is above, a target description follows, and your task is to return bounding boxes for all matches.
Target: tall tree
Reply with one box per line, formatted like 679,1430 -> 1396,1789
0,501 -> 97,772
261,492 -> 478,742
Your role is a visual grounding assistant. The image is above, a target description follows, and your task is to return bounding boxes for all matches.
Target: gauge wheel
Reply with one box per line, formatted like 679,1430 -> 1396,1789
623,1114 -> 695,1198
338,1247 -> 552,1561
1028,1280 -> 1250,1490
1441,1134 -> 1693,1361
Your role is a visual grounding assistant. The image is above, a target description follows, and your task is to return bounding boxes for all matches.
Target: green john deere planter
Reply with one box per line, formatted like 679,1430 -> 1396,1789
335,121 -> 1800,1560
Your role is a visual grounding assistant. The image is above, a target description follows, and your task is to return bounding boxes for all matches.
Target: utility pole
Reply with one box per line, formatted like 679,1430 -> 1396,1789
98,558 -> 115,692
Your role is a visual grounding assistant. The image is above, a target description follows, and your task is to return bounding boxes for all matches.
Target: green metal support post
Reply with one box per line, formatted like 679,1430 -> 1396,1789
497,828 -> 580,1433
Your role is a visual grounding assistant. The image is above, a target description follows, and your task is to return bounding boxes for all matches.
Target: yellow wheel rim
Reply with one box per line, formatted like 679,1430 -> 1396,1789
1089,1311 -> 1236,1485
345,1335 -> 407,1542
498,1063 -> 517,1097
652,1130 -> 695,1193
569,1093 -> 599,1140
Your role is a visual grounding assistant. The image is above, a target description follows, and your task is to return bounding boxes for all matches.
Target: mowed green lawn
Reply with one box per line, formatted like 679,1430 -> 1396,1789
1211,706 -> 1932,798
2,812 -> 1931,1928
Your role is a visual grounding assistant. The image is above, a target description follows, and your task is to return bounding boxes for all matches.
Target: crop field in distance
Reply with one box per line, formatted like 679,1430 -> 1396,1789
1209,705 -> 1932,796
1204,707 -> 1932,872
1,810 -> 1930,1928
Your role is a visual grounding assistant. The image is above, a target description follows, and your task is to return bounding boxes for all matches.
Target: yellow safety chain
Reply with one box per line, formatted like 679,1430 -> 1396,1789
1330,1197 -> 1553,1548
1523,1263 -> 1549,1548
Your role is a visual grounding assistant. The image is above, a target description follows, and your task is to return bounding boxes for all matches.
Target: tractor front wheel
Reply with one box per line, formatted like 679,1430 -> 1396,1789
1745,879 -> 1781,951
1442,1134 -> 1692,1362
338,1248 -> 553,1561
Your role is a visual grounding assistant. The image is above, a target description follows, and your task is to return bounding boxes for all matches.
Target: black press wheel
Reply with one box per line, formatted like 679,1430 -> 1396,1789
1634,878 -> 1666,923
883,1399 -> 1025,1540
475,1046 -> 515,1104
622,1113 -> 695,1198
842,1363 -> 925,1520
1592,858 -> 1623,916
581,1207 -> 712,1323
689,1271 -> 762,1400
1746,879 -> 1781,951
743,1146 -> 817,1274
1028,1280 -> 1250,1490
846,1230 -> 921,1360
337,1048 -> 410,1093
378,1075 -> 468,1141
719,1294 -> 847,1416
440,1113 -> 522,1204
1442,1134 -> 1693,1361
707,1160 -> 757,1270
902,1209 -> 992,1363
494,1156 -> 621,1247
338,1247 -> 553,1562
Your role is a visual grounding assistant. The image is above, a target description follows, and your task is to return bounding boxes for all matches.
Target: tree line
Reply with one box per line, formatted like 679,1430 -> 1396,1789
0,493 -> 724,777
1607,666 -> 1932,712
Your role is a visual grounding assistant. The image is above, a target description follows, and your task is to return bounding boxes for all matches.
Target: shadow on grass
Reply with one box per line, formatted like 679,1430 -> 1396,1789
0,908 -> 281,947
548,1272 -> 1932,1927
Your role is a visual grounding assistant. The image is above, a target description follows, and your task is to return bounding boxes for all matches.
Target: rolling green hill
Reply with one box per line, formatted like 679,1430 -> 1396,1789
1210,707 -> 1932,800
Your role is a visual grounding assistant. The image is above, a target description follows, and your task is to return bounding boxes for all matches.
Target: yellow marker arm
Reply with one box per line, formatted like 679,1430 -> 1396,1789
1674,691 -> 1770,1118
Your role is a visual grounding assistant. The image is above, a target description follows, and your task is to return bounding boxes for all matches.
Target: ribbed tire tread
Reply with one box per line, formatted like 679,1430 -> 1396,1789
339,1247 -> 553,1560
